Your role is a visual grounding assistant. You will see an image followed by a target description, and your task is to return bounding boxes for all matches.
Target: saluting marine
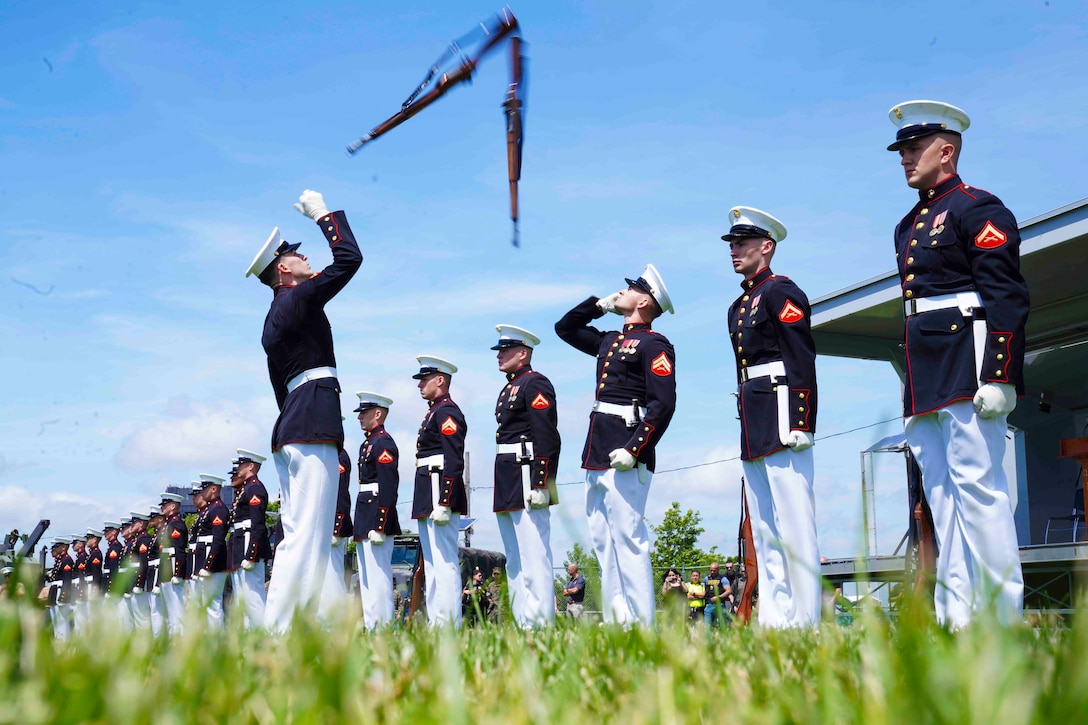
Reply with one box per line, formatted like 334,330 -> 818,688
352,391 -> 401,629
491,324 -> 561,628
196,474 -> 230,627
157,493 -> 188,635
412,356 -> 469,627
555,264 -> 677,626
887,100 -> 1028,626
724,206 -> 821,628
246,189 -> 362,632
228,450 -> 272,629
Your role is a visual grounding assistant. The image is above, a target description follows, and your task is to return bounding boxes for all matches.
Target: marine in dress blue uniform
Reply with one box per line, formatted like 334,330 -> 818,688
84,530 -> 104,599
227,450 -> 272,629
352,392 -> 401,629
412,356 -> 469,627
247,189 -> 363,632
725,206 -> 821,628
45,538 -> 74,639
186,484 -> 206,601
491,325 -> 560,628
128,512 -> 155,631
888,100 -> 1028,626
195,474 -> 230,627
146,507 -> 165,636
157,493 -> 188,635
555,264 -> 677,626
69,534 -> 90,633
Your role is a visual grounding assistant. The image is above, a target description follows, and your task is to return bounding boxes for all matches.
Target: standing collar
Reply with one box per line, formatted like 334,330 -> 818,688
366,424 -> 386,439
506,364 -> 533,381
623,323 -> 651,333
740,267 -> 774,292
919,174 -> 962,202
428,393 -> 452,408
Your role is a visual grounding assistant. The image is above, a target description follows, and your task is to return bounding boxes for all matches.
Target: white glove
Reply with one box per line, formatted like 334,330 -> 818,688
170,576 -> 181,585
973,383 -> 1017,419
132,587 -> 144,595
596,291 -> 622,315
528,489 -> 549,509
240,559 -> 255,571
608,448 -> 637,472
431,506 -> 452,525
368,530 -> 386,545
123,593 -> 131,599
152,587 -> 161,595
786,431 -> 815,451
104,593 -> 111,599
198,568 -> 211,579
331,535 -> 340,547
293,189 -> 330,221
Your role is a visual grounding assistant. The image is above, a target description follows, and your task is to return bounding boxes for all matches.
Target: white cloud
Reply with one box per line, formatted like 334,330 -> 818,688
0,486 -> 130,546
114,397 -> 266,471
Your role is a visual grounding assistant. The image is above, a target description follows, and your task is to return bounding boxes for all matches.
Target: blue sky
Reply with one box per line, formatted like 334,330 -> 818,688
3,0 -> 1087,566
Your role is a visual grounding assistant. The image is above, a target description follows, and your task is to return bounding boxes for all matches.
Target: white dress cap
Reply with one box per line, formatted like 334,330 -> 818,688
491,324 -> 541,350
887,100 -> 970,151
625,263 -> 674,315
199,473 -> 226,487
354,391 -> 394,411
722,206 -> 788,244
233,449 -> 267,465
413,355 -> 458,379
245,227 -> 302,278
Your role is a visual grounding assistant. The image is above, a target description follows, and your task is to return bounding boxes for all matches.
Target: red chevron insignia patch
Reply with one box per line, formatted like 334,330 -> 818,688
378,450 -> 394,464
441,417 -> 458,435
339,463 -> 346,474
212,516 -> 223,526
171,529 -> 181,539
531,393 -> 551,409
109,551 -> 118,559
779,300 -> 804,323
249,495 -> 261,506
139,545 -> 148,553
651,352 -> 673,377
975,221 -> 1008,249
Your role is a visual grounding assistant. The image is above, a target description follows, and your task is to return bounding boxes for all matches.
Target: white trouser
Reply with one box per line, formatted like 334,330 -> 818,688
358,537 -> 395,630
52,603 -> 72,639
585,466 -> 654,626
266,442 -> 339,632
318,538 -> 351,622
231,562 -> 267,629
201,572 -> 228,628
905,400 -> 1024,627
149,590 -> 163,636
117,595 -> 133,631
418,515 -> 462,627
131,591 -> 152,630
742,446 -> 821,628
159,580 -> 185,635
497,508 -> 555,628
72,600 -> 89,633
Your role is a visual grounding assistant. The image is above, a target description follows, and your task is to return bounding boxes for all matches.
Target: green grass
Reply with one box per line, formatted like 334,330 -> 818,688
1,592 -> 1087,724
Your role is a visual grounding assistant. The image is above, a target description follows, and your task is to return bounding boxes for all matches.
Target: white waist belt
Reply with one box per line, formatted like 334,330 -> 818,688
358,482 -> 379,495
591,400 -> 647,427
233,520 -> 251,531
286,366 -> 338,394
196,536 -> 213,544
740,360 -> 786,383
416,454 -> 444,468
904,291 -> 982,317
496,441 -> 535,456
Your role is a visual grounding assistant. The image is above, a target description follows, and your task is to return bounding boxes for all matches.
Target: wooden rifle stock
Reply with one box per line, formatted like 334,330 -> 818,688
737,477 -> 758,625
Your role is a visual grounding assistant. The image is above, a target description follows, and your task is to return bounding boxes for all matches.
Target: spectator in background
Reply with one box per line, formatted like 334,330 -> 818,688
703,562 -> 734,628
563,563 -> 586,620
462,567 -> 489,627
661,567 -> 687,622
686,569 -> 706,624
486,566 -> 507,624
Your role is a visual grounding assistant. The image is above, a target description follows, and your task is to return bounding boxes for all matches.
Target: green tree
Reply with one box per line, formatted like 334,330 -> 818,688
649,501 -> 709,575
